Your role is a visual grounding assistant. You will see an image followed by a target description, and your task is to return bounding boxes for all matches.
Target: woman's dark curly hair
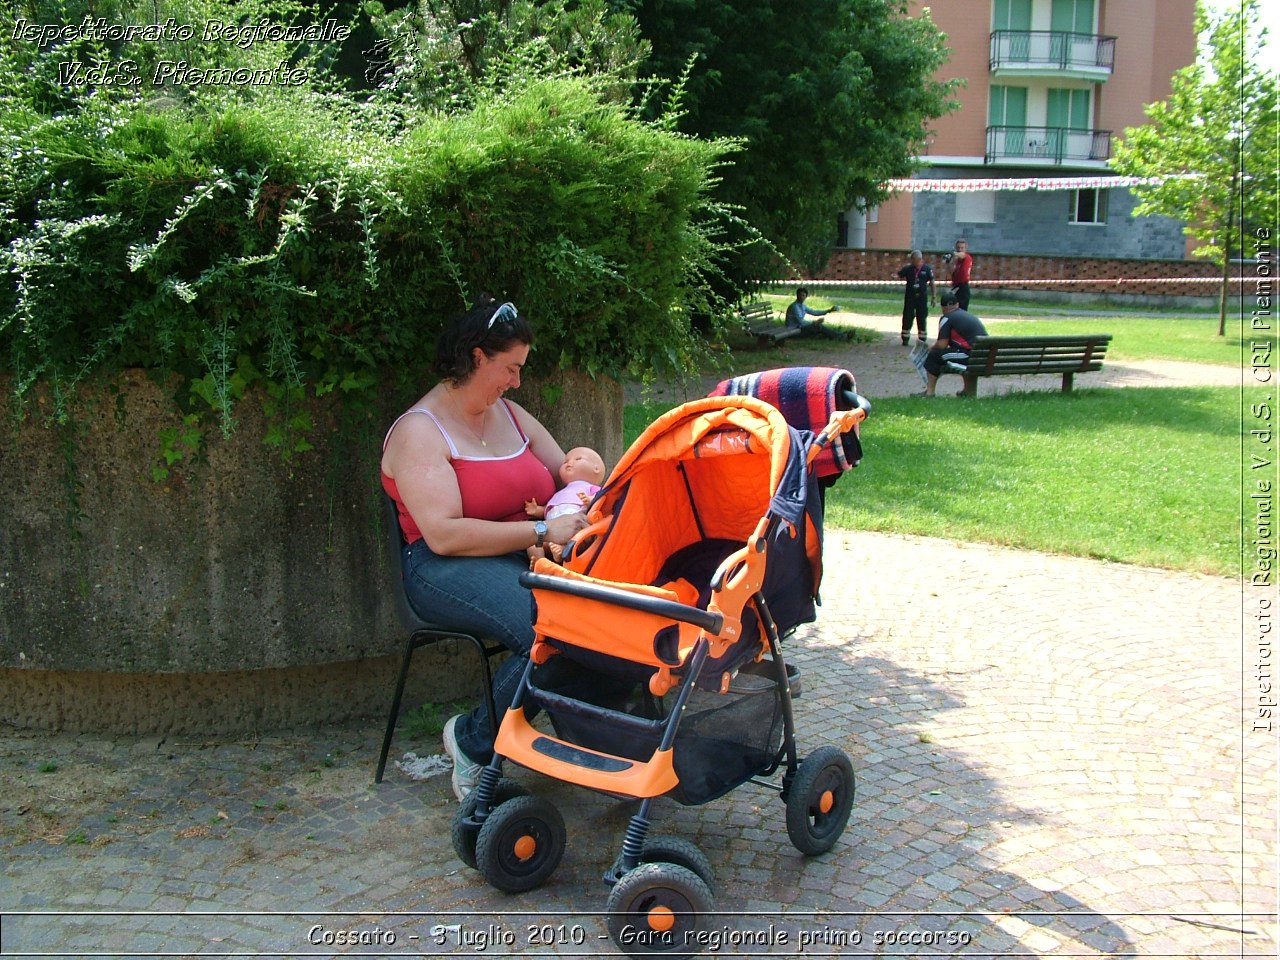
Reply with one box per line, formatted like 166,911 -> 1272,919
433,295 -> 534,384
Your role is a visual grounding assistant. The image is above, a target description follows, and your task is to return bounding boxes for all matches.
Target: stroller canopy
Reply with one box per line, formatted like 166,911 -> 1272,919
574,395 -> 813,604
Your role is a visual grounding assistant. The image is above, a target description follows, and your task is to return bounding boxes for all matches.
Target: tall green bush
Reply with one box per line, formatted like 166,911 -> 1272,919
1,1 -> 732,472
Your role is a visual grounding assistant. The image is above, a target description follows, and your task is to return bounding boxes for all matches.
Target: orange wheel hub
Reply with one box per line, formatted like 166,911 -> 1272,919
513,834 -> 537,861
647,905 -> 676,932
818,789 -> 835,814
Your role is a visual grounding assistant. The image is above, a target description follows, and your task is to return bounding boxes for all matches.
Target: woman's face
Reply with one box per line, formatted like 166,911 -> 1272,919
469,342 -> 529,404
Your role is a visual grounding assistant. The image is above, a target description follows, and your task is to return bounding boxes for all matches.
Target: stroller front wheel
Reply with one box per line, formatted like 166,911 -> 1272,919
475,794 -> 566,893
451,777 -> 530,869
606,862 -> 713,959
640,835 -> 716,891
785,746 -> 855,855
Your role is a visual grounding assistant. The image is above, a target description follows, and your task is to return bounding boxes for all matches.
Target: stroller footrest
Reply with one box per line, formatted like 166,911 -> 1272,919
530,736 -> 633,772
495,707 -> 679,799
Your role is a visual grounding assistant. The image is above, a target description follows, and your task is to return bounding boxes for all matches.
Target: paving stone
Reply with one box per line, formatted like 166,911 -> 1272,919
0,531 -> 1272,957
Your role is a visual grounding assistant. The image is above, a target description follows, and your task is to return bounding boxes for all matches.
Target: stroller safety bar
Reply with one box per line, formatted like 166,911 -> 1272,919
519,570 -> 725,635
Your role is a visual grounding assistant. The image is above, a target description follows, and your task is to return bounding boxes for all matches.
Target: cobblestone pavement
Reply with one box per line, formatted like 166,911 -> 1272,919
1,531 -> 1272,958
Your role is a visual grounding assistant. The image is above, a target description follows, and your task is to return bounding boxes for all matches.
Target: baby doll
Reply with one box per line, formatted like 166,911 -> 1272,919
525,446 -> 605,562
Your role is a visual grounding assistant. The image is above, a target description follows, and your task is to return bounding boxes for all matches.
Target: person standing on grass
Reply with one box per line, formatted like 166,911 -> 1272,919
785,287 -> 851,342
895,250 -> 936,345
948,238 -> 974,310
919,292 -> 987,397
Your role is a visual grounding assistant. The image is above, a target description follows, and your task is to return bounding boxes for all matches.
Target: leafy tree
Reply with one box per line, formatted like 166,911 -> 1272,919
614,0 -> 956,288
1112,0 -> 1277,335
363,0 -> 649,109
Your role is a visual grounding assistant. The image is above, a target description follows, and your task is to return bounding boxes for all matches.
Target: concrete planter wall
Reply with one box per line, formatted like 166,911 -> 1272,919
0,368 -> 622,733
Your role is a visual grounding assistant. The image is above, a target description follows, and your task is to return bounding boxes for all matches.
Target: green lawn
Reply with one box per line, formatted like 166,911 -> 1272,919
626,387 -> 1238,577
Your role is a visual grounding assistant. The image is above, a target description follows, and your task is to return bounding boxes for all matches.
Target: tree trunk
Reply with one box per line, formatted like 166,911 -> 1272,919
1219,174 -> 1237,337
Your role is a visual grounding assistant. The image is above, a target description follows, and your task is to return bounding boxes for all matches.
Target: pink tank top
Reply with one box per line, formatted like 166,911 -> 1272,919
382,400 -> 555,544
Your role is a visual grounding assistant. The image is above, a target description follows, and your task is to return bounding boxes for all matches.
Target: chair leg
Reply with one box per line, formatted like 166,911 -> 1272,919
375,631 -> 502,783
472,638 -> 501,738
375,635 -> 419,783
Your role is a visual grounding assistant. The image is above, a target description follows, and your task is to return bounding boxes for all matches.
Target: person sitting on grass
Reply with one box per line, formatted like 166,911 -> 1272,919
785,287 -> 852,342
919,292 -> 988,397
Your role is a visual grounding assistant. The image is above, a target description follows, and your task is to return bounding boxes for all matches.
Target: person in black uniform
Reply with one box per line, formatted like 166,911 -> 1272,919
895,250 -> 936,344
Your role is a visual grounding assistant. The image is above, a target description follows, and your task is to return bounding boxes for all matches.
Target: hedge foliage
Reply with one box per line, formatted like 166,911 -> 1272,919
1,1 -> 734,463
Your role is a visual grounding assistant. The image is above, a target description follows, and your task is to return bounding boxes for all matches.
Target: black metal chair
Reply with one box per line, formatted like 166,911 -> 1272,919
375,494 -> 503,783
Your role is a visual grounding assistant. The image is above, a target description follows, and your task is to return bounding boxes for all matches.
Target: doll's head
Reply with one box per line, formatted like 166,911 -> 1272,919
560,447 -> 605,486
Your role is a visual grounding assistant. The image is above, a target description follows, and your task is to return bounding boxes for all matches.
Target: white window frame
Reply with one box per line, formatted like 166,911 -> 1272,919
1069,188 -> 1108,225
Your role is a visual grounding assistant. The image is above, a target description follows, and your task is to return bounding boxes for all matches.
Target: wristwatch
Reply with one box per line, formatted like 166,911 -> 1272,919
533,520 -> 548,548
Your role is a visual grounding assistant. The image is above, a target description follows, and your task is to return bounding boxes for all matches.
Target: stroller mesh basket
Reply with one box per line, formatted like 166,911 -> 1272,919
670,669 -> 784,805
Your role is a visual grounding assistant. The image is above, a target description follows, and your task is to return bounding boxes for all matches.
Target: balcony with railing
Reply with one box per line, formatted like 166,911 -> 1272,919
985,126 -> 1112,165
989,31 -> 1116,81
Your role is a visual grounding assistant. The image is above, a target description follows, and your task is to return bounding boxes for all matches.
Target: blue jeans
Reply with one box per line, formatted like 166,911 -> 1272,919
401,540 -> 631,764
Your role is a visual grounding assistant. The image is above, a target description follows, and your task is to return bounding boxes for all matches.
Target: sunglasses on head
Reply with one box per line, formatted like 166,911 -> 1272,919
487,302 -> 519,329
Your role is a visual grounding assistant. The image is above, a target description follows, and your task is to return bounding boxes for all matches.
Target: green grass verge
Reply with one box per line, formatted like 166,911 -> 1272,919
626,387 -> 1237,577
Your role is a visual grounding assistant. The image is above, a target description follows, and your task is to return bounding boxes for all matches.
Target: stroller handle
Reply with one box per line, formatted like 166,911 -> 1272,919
807,400 -> 868,469
519,570 -> 725,635
841,388 -> 872,417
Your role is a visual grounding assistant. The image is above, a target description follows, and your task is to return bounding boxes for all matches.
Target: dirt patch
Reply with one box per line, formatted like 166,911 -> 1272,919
0,720 -> 401,847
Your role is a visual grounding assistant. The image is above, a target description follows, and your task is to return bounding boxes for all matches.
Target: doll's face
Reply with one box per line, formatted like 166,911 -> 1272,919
560,447 -> 605,485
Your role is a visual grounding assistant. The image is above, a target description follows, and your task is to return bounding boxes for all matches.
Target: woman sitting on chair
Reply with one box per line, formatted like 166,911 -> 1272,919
380,295 -> 618,800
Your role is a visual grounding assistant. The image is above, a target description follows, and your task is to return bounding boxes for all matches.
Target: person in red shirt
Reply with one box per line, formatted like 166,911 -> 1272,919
948,238 -> 974,310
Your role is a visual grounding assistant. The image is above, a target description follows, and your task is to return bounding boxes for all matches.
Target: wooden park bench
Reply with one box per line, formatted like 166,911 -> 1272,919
945,334 -> 1112,394
739,301 -> 800,348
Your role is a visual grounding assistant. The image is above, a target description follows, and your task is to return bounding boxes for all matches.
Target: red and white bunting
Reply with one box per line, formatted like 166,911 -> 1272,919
884,176 -> 1162,193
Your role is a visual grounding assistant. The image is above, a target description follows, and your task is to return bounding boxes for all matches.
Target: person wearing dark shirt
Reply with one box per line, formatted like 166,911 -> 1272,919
785,287 -> 851,341
920,292 -> 988,397
895,250 -> 936,345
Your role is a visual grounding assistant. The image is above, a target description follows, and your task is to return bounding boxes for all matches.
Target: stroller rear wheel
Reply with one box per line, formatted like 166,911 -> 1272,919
605,862 -> 713,959
475,794 -> 566,893
451,777 -> 529,869
785,746 -> 854,855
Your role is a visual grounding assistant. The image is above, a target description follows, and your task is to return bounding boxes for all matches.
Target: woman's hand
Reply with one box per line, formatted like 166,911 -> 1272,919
546,511 -> 588,545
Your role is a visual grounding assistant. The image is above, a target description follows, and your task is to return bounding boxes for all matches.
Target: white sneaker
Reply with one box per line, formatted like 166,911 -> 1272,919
441,714 -> 481,801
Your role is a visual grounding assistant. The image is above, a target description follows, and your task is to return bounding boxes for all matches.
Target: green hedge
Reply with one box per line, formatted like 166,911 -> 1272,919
2,41 -> 731,459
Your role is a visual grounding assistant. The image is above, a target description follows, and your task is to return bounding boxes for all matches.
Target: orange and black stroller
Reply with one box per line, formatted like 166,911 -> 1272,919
451,382 -> 868,956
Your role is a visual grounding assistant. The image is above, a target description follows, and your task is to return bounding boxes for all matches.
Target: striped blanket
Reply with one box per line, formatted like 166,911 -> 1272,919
708,366 -> 862,479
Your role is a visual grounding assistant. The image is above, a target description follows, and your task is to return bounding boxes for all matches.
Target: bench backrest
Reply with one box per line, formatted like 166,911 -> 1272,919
966,334 -> 1111,375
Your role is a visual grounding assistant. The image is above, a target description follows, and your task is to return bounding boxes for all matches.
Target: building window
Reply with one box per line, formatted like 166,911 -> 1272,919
1069,188 -> 1108,224
956,191 -> 996,224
